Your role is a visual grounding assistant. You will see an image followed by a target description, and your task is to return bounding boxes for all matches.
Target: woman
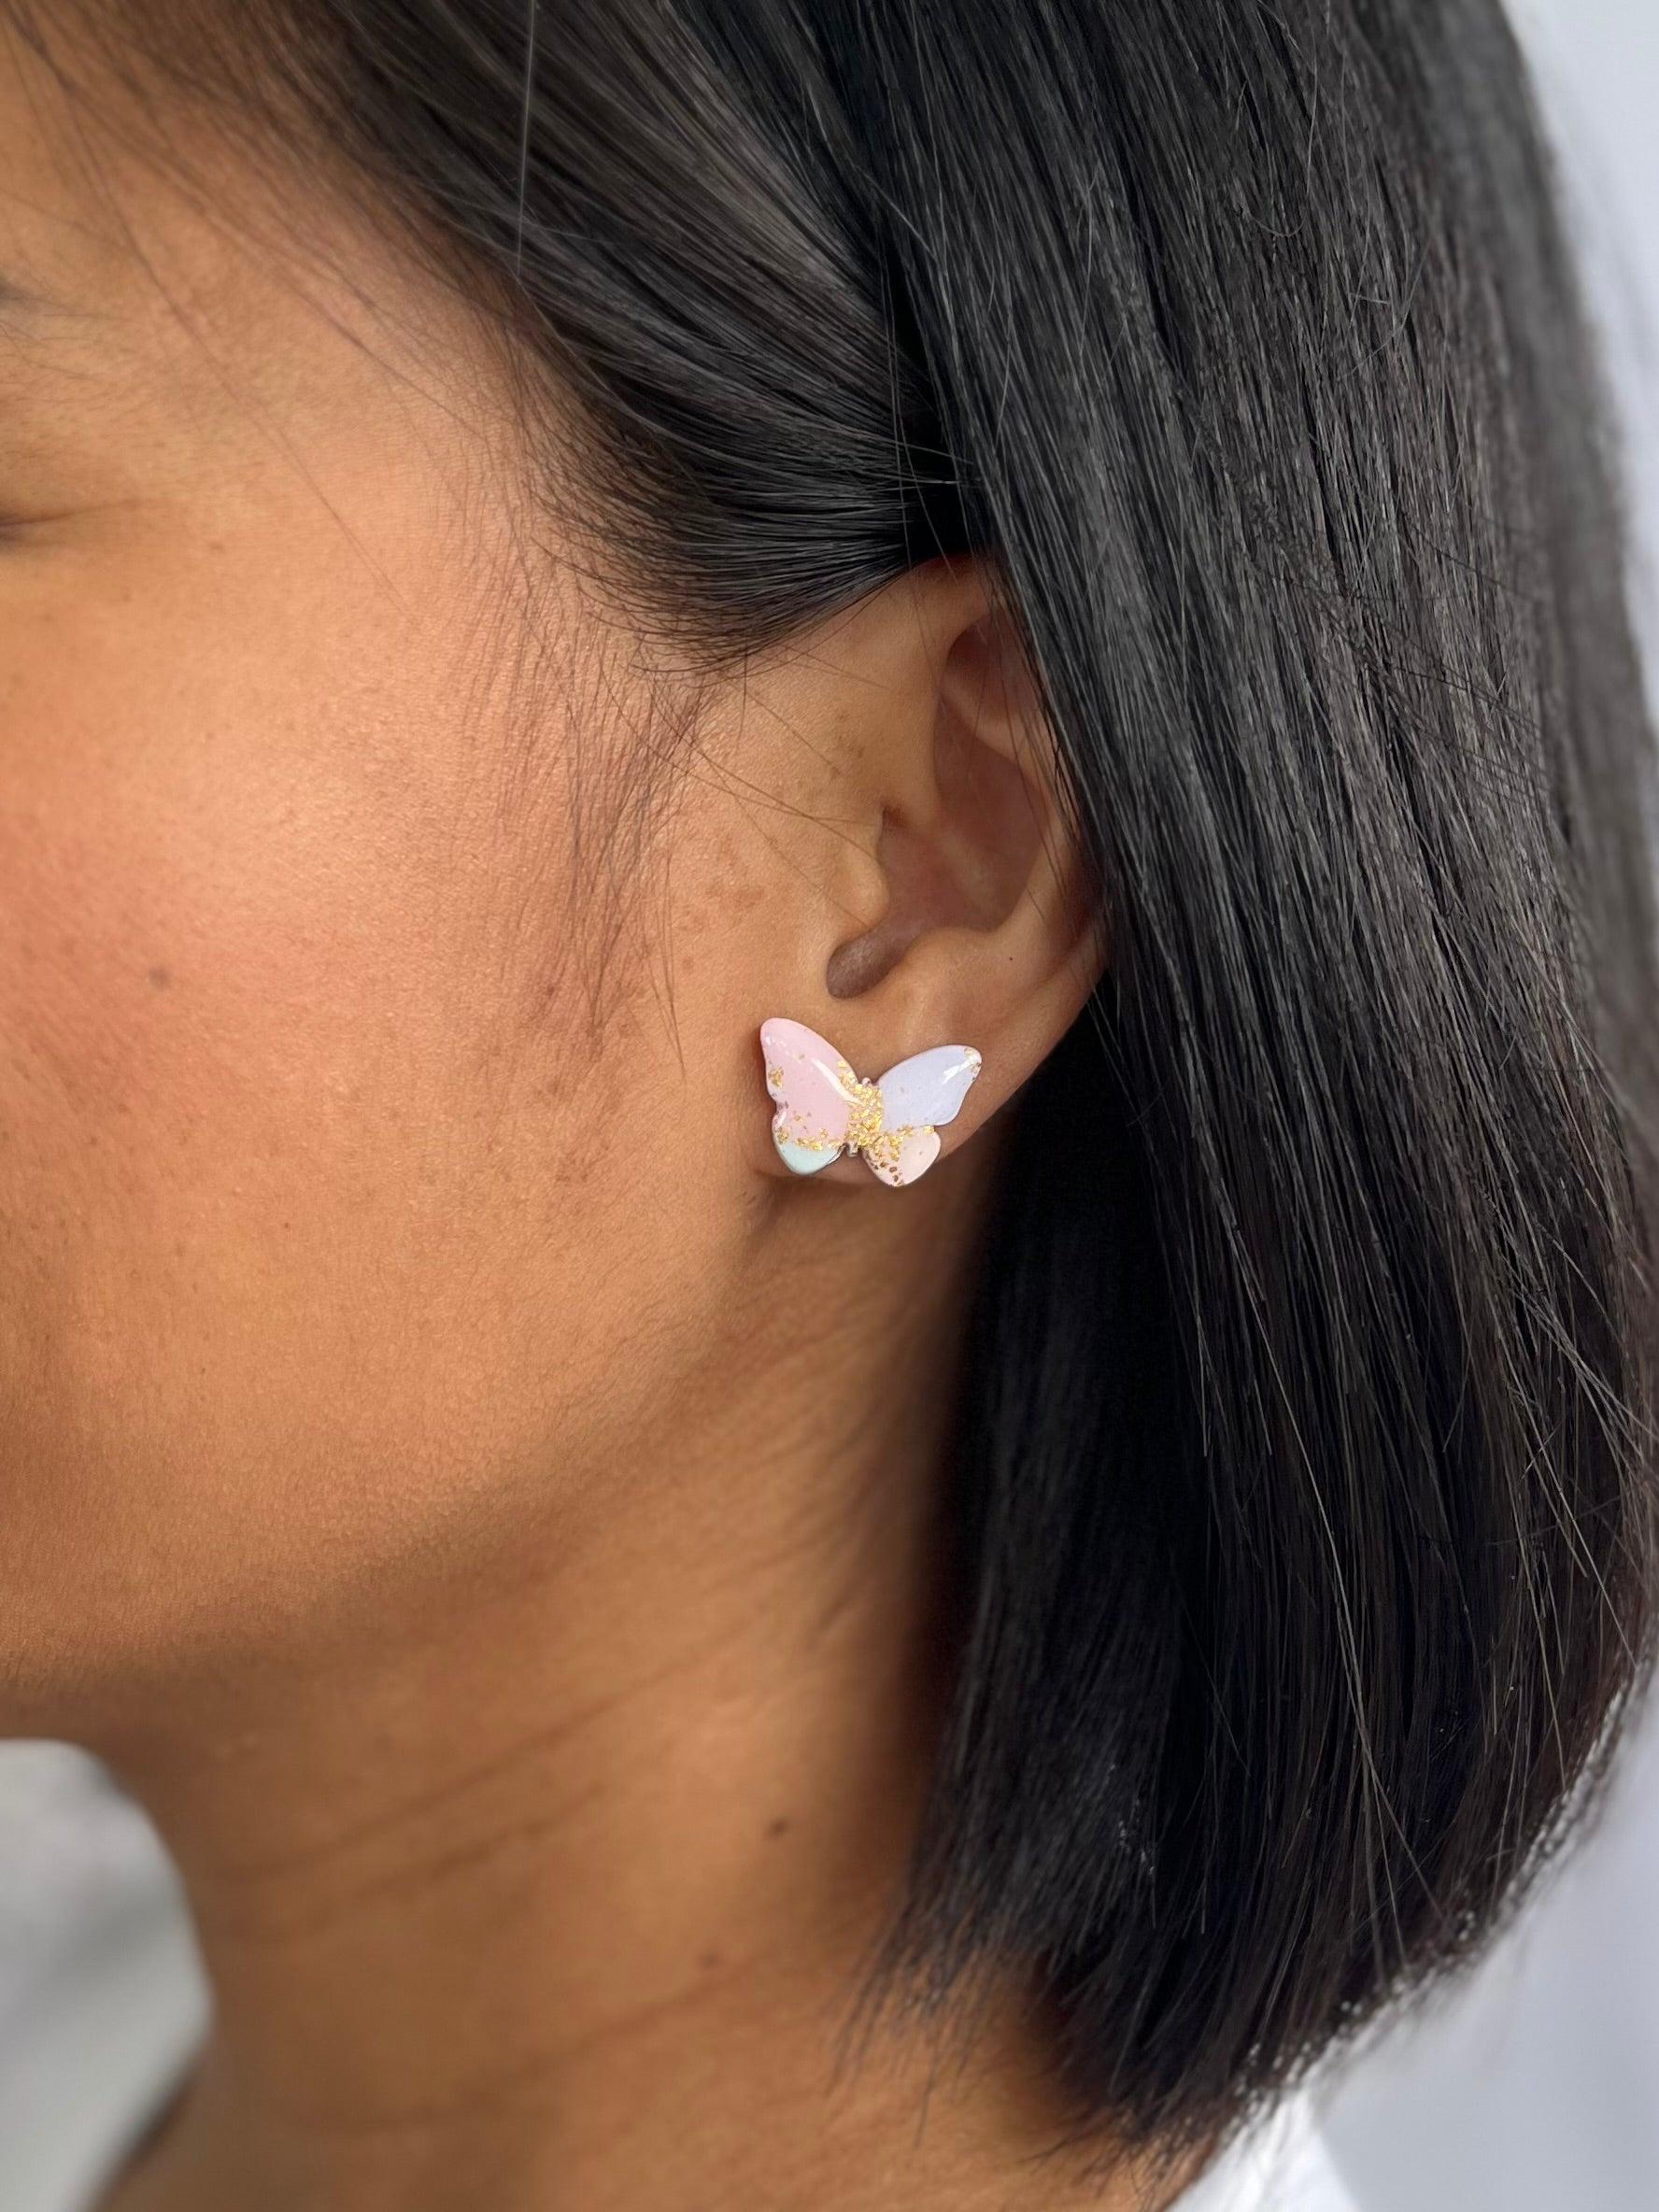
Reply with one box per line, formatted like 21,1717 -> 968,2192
0,2 -> 1653,2207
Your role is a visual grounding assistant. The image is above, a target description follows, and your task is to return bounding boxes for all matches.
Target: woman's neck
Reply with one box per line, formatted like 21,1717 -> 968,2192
90,1169 -> 1160,2212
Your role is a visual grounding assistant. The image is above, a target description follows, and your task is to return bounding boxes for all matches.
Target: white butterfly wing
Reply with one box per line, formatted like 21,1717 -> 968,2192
874,1046 -> 983,1134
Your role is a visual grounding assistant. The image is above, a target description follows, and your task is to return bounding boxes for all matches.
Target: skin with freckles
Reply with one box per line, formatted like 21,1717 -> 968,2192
0,26 -> 1147,2212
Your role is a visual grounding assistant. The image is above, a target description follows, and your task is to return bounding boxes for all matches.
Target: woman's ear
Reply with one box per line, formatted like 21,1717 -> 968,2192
724,552 -> 1108,1183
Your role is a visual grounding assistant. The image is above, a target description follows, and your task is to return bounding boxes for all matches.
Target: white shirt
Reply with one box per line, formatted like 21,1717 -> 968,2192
0,1742 -> 1359,2212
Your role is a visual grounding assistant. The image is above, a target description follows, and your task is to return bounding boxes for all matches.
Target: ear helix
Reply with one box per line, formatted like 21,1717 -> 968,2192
758,1017 -> 983,1188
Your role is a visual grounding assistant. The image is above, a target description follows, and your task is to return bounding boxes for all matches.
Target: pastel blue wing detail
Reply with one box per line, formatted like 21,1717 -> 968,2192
874,1046 -> 983,1132
773,1127 -> 844,1175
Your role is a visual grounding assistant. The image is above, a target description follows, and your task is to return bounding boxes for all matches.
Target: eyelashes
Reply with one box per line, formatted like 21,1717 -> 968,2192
0,504 -> 92,541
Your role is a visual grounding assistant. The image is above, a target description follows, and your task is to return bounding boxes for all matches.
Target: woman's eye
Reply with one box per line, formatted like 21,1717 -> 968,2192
0,504 -> 84,537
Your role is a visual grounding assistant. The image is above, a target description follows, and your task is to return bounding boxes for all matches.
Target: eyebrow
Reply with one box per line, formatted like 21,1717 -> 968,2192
0,271 -> 82,327
0,269 -> 105,353
0,277 -> 50,343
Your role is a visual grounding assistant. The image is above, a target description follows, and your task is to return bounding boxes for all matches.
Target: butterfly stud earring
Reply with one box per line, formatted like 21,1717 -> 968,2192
759,1017 -> 983,1187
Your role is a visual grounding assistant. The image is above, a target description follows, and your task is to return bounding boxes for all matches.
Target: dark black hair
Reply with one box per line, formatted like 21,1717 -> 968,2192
25,0 -> 1659,2183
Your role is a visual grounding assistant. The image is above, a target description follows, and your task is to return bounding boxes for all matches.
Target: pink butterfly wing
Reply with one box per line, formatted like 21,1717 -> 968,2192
865,1127 -> 943,1188
759,1017 -> 858,1173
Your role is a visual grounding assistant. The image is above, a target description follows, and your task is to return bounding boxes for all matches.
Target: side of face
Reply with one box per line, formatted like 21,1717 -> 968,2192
0,24 -> 1099,1740
0,35 -> 806,1730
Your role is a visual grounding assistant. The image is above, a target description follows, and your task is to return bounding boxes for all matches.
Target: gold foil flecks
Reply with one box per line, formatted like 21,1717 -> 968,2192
861,1123 -> 916,1177
774,1111 -> 840,1153
843,1078 -> 886,1155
